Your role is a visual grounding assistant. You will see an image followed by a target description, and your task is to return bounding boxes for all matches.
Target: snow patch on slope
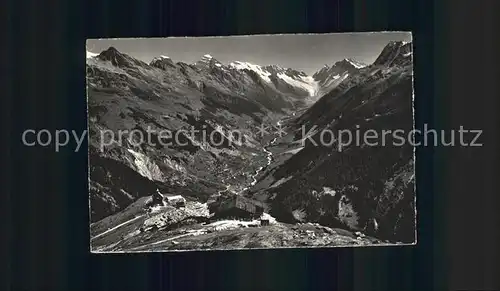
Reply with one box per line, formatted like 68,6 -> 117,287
319,73 -> 345,90
277,73 -> 318,96
126,149 -> 164,181
346,58 -> 367,69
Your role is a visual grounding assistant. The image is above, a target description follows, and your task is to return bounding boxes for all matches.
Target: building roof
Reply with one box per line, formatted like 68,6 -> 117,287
217,195 -> 264,214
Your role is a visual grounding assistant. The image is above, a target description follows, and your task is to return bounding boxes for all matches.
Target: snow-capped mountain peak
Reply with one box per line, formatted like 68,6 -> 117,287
310,58 -> 366,96
333,58 -> 366,69
229,61 -> 272,83
229,61 -> 318,97
195,54 -> 224,69
150,54 -> 176,70
151,55 -> 172,62
345,58 -> 367,69
373,41 -> 413,67
96,46 -> 141,68
313,57 -> 366,81
86,50 -> 99,58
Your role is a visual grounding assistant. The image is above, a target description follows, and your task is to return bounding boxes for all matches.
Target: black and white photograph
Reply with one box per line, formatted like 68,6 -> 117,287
87,32 -> 415,252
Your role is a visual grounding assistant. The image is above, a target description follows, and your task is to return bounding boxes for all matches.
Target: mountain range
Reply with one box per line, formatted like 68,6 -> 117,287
86,40 -> 415,250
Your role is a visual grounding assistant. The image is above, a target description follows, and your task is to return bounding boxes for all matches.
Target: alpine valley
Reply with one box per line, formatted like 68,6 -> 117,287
87,40 -> 415,252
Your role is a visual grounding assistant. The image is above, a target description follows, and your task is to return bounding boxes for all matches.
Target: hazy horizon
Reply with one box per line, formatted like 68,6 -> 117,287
87,32 -> 411,75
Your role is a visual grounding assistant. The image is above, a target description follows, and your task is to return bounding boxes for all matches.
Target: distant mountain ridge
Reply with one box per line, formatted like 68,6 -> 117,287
87,48 -> 372,101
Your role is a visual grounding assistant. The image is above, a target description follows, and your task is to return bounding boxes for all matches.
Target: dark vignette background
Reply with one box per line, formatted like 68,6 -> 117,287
2,0 -> 498,290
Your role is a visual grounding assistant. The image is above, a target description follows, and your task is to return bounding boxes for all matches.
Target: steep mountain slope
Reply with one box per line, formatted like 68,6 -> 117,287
86,47 -> 320,222
244,41 -> 415,243
373,41 -> 412,67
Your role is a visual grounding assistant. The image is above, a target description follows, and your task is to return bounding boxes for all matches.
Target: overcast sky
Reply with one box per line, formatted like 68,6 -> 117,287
87,32 -> 411,75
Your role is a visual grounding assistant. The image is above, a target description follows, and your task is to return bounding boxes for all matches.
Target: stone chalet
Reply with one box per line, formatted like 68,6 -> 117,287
164,195 -> 186,207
